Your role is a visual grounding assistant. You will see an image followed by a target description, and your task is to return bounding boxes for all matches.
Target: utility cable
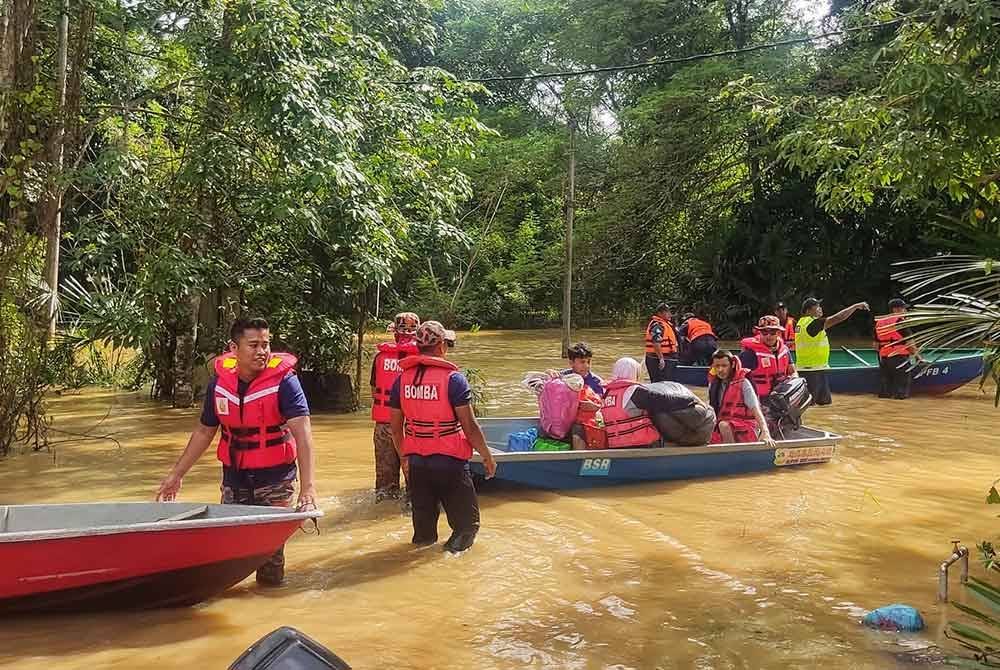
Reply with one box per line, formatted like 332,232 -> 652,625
394,15 -> 922,85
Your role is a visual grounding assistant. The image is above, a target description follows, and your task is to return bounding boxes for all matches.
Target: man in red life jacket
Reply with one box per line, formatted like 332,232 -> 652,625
708,350 -> 775,446
738,315 -> 797,400
774,302 -> 796,351
389,321 -> 496,553
155,317 -> 317,585
875,298 -> 924,399
371,312 -> 420,502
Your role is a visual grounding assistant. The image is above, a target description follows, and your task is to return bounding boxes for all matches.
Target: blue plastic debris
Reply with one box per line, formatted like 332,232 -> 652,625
862,604 -> 925,632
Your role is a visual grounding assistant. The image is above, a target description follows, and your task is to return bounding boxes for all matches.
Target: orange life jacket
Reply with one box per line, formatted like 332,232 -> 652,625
644,316 -> 678,355
601,379 -> 661,448
875,315 -> 911,358
398,356 -> 473,460
214,352 -> 298,470
783,316 -> 796,350
371,341 -> 418,423
740,335 -> 792,397
686,318 -> 716,342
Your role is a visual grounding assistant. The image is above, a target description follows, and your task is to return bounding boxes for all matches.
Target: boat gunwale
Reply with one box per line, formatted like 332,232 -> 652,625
473,417 -> 839,463
674,350 -> 984,374
0,504 -> 323,545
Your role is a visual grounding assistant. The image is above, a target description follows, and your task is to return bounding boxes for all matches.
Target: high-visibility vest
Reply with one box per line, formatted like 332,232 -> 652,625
795,315 -> 830,370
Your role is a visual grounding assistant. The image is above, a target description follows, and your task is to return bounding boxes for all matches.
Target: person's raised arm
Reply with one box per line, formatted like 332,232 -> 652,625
286,416 -> 317,509
455,404 -> 496,479
824,302 -> 870,329
155,422 -> 218,501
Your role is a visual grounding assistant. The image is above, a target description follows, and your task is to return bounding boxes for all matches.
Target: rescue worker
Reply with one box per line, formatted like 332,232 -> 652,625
678,311 -> 719,365
644,302 -> 679,383
875,298 -> 924,399
155,317 -> 317,585
370,312 -> 420,503
774,302 -> 796,351
389,321 -> 497,553
739,315 -> 796,399
601,357 -> 662,448
795,298 -> 870,406
708,350 -> 775,446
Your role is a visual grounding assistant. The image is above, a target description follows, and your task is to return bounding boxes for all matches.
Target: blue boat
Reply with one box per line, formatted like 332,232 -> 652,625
672,348 -> 983,395
470,417 -> 839,490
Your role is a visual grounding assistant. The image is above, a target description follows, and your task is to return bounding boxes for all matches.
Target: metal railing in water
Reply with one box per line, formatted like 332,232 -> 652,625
938,540 -> 969,603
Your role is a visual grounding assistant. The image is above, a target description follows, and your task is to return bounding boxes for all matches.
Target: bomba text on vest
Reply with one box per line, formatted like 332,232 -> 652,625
404,384 -> 439,400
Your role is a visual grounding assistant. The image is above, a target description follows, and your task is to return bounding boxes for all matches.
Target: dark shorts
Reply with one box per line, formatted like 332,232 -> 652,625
879,355 -> 912,399
801,370 -> 832,406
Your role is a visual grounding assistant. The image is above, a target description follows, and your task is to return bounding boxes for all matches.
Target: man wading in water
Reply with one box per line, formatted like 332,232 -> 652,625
156,318 -> 318,585
389,321 -> 496,553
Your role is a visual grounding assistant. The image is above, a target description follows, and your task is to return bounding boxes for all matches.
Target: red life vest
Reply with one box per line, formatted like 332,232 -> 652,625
783,316 -> 796,350
213,352 -> 298,470
717,365 -> 756,424
686,318 -> 716,341
601,380 -> 661,448
371,341 -> 418,423
740,335 -> 791,397
644,316 -> 677,355
875,315 -> 911,358
398,356 -> 473,460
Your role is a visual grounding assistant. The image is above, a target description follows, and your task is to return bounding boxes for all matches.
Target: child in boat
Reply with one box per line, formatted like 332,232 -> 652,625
708,350 -> 776,447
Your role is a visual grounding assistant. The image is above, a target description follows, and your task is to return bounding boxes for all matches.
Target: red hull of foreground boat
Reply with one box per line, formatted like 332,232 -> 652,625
0,503 -> 320,614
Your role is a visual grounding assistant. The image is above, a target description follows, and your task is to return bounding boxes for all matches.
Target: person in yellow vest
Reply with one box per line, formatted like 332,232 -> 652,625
644,302 -> 679,382
795,297 -> 870,406
389,321 -> 496,553
875,298 -> 925,399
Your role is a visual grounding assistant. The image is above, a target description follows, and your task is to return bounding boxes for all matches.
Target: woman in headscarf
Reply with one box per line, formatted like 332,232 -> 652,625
600,357 -> 662,448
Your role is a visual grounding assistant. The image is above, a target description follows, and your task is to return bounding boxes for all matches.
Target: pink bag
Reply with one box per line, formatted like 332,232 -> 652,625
538,377 -> 580,440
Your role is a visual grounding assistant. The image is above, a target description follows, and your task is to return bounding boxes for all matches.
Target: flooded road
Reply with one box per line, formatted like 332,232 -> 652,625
2,327 -> 998,669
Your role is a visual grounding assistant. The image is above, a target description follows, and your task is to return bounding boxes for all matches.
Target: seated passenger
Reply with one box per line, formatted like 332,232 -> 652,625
708,350 -> 776,446
739,315 -> 796,400
678,311 -> 719,366
601,357 -> 662,449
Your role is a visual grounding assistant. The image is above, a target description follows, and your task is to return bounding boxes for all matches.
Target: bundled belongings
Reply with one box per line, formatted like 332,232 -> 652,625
762,376 -> 812,437
523,371 -> 607,445
636,382 -> 716,446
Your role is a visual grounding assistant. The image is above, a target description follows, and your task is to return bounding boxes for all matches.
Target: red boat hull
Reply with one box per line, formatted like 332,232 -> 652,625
0,520 -> 302,614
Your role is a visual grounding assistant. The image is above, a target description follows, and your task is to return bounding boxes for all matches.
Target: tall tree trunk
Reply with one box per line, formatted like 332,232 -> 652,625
354,290 -> 367,409
169,2 -> 235,405
561,118 -> 576,358
39,0 -> 69,340
172,294 -> 200,407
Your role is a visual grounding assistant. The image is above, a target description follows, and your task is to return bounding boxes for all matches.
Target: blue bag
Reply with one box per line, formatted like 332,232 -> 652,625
862,604 -> 924,632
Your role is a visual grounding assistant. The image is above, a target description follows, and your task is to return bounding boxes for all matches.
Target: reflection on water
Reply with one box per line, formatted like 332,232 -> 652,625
1,328 -> 998,669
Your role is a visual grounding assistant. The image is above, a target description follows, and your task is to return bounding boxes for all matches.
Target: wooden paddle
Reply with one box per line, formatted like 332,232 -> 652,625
841,346 -> 873,367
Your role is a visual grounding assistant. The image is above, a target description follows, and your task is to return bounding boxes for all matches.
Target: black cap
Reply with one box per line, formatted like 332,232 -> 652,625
656,302 -> 671,313
888,297 -> 908,309
802,297 -> 822,312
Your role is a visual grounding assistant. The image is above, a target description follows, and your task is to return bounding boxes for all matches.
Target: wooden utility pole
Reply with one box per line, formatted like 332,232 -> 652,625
561,117 -> 577,358
42,0 -> 70,339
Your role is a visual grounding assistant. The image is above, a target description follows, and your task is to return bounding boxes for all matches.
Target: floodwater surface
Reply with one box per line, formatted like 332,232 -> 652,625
1,328 -> 997,669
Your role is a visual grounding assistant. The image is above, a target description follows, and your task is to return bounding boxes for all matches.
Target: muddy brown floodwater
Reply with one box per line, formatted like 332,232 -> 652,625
2,328 -> 998,669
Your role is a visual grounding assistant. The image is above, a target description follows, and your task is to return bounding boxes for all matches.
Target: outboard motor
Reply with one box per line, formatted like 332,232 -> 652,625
763,377 -> 813,438
230,627 -> 351,670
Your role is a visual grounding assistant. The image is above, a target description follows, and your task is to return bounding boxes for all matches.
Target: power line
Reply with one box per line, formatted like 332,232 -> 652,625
395,16 -> 918,85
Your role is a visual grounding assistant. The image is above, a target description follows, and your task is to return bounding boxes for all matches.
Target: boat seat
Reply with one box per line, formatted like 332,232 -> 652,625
156,505 -> 209,522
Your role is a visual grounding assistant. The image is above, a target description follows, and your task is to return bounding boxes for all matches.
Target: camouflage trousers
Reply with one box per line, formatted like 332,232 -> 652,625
374,422 -> 407,501
221,480 -> 295,585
